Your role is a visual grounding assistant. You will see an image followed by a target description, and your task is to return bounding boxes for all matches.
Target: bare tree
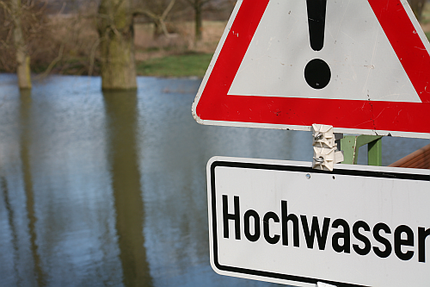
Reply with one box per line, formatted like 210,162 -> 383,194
1,0 -> 32,88
12,0 -> 32,88
184,0 -> 234,43
0,0 -> 58,87
186,0 -> 207,43
97,0 -> 137,90
409,0 -> 426,22
46,0 -> 100,76
133,0 -> 177,38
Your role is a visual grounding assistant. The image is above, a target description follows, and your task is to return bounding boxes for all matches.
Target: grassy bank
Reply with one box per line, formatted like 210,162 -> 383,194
9,51 -> 215,78
136,52 -> 213,78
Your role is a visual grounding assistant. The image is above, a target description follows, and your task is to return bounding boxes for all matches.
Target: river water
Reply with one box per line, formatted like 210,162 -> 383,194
0,74 -> 428,287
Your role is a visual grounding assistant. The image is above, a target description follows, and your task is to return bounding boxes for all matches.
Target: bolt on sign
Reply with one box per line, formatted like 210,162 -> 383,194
207,157 -> 430,286
192,0 -> 430,139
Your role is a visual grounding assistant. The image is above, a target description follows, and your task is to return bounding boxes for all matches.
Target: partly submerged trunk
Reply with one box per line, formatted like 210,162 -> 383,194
194,0 -> 203,43
97,0 -> 137,90
12,0 -> 32,89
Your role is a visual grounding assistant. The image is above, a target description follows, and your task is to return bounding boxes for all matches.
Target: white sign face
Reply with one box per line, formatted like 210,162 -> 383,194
229,0 -> 421,103
207,157 -> 430,287
192,0 -> 430,138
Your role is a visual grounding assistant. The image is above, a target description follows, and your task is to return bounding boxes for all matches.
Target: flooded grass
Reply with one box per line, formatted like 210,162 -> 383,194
136,52 -> 213,78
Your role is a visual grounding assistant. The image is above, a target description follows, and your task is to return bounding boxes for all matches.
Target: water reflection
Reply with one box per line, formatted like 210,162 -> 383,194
103,90 -> 152,286
0,75 -> 428,287
20,89 -> 45,287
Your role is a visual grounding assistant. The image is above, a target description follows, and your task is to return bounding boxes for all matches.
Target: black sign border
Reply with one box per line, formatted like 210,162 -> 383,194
209,159 -> 430,287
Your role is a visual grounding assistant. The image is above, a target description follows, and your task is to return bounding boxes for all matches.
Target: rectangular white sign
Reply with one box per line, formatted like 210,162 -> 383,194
207,157 -> 430,287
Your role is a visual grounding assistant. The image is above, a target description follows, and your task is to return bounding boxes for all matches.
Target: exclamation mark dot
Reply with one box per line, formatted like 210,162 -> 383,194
304,0 -> 331,89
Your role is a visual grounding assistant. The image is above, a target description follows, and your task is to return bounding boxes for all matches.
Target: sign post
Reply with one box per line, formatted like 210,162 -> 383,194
340,135 -> 383,165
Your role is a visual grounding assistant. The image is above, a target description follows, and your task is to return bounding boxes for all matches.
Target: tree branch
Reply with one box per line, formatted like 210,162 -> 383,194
161,0 -> 175,20
133,0 -> 177,38
88,38 -> 100,76
36,43 -> 64,79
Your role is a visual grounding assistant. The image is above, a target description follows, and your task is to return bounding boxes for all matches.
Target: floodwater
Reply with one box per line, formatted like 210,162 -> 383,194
0,74 -> 428,287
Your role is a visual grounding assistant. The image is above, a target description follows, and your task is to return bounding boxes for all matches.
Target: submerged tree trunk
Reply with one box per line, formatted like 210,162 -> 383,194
97,0 -> 137,90
11,0 -> 32,89
194,0 -> 203,43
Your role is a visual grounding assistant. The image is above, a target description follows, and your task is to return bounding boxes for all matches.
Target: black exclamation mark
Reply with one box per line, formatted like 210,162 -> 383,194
304,0 -> 331,89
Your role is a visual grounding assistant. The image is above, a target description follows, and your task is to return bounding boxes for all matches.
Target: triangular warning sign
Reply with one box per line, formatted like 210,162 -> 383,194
192,0 -> 430,139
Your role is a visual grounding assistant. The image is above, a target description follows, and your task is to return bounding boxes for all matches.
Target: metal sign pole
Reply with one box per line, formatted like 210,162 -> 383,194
314,133 -> 382,287
339,135 -> 382,166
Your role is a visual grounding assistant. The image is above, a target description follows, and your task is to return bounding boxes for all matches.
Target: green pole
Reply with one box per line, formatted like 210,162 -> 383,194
339,135 -> 382,166
367,137 -> 382,166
